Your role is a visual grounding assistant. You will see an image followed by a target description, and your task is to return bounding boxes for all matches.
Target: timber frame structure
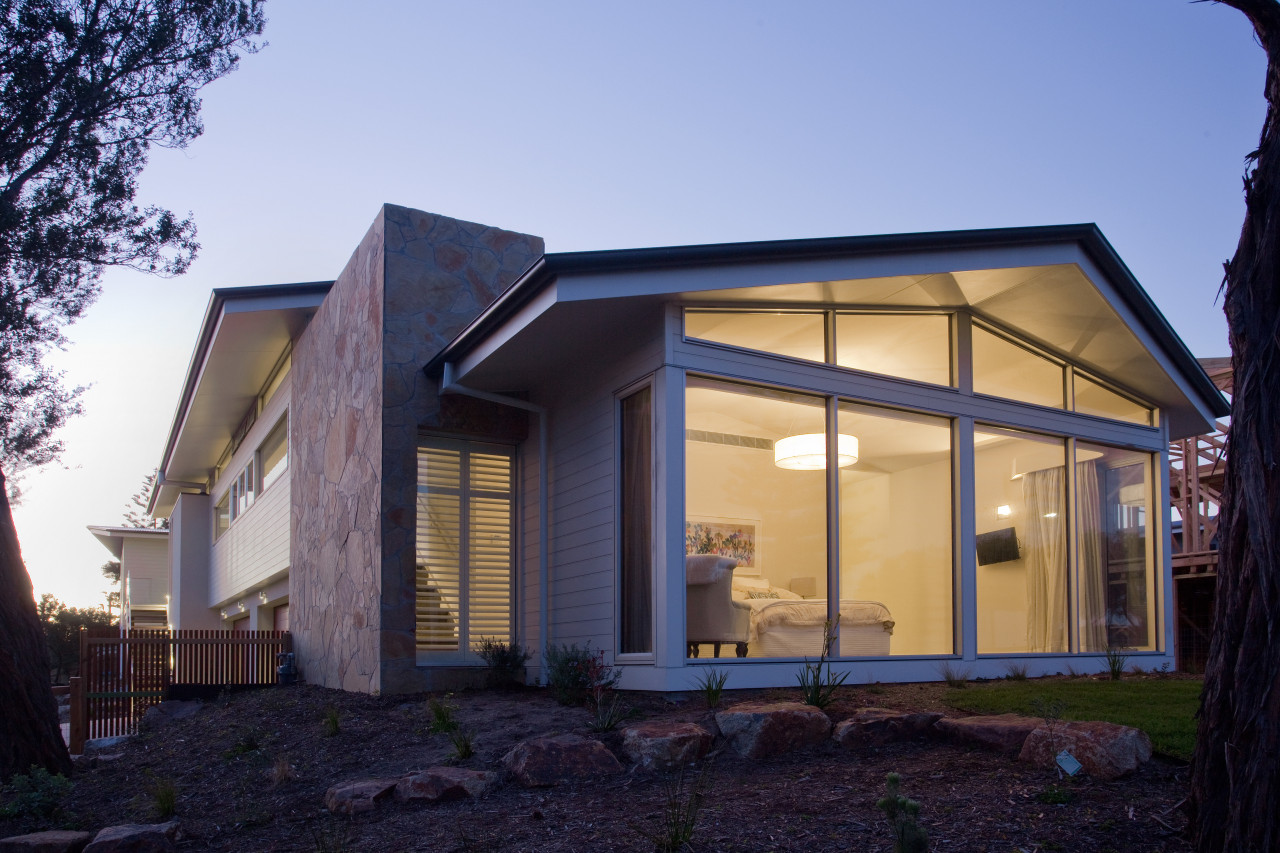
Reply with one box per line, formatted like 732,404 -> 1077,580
1170,356 -> 1231,671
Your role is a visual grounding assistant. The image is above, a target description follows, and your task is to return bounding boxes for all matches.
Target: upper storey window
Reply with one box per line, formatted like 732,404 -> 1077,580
971,324 -> 1065,410
685,310 -> 825,363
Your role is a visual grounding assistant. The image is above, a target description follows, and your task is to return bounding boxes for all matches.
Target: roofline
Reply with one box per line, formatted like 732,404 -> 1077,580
151,280 -> 333,510
86,525 -> 170,537
423,225 -> 1230,417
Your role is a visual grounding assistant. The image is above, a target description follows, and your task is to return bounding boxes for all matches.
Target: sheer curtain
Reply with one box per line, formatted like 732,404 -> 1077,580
620,388 -> 653,654
1075,462 -> 1107,651
1023,468 -> 1067,652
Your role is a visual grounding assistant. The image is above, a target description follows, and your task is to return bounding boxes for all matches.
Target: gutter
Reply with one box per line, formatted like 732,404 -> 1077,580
438,362 -> 550,682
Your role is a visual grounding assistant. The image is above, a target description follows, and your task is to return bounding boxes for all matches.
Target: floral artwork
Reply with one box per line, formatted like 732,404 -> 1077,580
685,518 -> 758,569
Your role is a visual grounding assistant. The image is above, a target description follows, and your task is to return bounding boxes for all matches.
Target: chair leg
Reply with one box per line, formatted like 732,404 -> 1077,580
712,642 -> 723,658
735,642 -> 748,658
688,642 -> 699,658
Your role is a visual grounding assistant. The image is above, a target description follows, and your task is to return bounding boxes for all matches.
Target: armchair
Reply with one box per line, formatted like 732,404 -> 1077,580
685,554 -> 751,658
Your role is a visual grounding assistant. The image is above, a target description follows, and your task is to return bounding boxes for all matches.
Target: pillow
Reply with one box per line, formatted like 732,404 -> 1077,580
732,576 -> 770,591
772,587 -> 805,600
745,589 -> 781,599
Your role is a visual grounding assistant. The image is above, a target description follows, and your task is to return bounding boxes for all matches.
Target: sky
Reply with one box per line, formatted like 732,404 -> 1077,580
13,0 -> 1264,609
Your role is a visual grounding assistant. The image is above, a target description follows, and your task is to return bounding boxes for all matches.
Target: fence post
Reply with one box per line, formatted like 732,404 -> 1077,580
68,676 -> 86,754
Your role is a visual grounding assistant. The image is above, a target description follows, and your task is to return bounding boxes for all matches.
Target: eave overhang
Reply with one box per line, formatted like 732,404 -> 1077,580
425,224 -> 1228,440
150,281 -> 332,515
87,525 -> 169,560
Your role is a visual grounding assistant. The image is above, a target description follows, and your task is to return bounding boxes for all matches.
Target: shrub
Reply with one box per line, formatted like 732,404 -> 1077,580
150,777 -> 178,818
1104,645 -> 1129,681
448,728 -> 474,761
632,763 -> 713,853
544,642 -> 618,706
321,707 -> 340,737
877,772 -> 929,853
797,618 -> 848,709
693,668 -> 729,709
1004,661 -> 1029,681
476,638 -> 532,687
428,695 -> 460,734
0,766 -> 73,828
269,755 -> 297,787
938,662 -> 970,689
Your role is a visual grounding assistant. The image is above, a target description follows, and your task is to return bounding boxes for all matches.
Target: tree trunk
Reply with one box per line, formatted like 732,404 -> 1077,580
1191,3 -> 1280,850
0,467 -> 71,780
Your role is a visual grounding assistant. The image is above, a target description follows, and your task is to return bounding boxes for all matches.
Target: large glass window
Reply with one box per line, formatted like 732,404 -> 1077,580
1076,443 -> 1155,652
619,387 -> 653,655
685,378 -> 827,658
974,428 -> 1068,653
972,325 -> 1065,410
685,310 -> 825,363
835,313 -> 952,386
1073,372 -> 1153,426
838,402 -> 953,655
416,441 -> 514,659
259,416 -> 289,491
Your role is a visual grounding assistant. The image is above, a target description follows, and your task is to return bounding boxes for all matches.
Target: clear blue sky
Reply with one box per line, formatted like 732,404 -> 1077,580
16,0 -> 1261,608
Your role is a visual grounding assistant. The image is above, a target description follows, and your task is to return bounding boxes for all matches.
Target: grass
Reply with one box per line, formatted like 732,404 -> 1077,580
945,677 -> 1201,761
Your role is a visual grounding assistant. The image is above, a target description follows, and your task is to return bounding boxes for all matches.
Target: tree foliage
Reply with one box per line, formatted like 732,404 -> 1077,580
0,0 -> 264,469
36,592 -> 112,683
1191,2 -> 1280,850
122,471 -> 166,528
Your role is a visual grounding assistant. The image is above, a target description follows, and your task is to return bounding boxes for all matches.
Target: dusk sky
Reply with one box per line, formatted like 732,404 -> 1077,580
16,1 -> 1261,608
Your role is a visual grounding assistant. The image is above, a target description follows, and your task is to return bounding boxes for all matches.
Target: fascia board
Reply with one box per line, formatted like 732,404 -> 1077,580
454,282 -> 558,380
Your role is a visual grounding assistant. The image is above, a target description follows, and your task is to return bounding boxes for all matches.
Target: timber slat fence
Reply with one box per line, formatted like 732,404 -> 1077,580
70,628 -> 291,753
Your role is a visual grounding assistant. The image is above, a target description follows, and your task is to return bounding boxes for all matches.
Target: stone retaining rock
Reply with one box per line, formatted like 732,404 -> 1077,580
501,734 -> 624,787
934,714 -> 1040,754
622,721 -> 713,771
832,709 -> 943,748
395,767 -> 501,802
140,701 -> 202,731
82,821 -> 179,853
715,702 -> 832,759
324,779 -> 398,815
0,830 -> 94,852
1019,720 -> 1153,780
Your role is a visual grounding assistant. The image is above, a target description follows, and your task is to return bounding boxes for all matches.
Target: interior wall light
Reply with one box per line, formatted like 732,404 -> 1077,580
996,505 -> 1012,518
774,433 -> 859,470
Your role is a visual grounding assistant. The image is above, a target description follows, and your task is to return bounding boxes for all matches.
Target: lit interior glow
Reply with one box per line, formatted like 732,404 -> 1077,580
996,505 -> 1012,518
774,433 -> 859,470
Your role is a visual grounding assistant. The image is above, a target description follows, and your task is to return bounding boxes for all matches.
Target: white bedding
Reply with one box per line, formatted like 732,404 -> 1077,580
744,598 -> 894,642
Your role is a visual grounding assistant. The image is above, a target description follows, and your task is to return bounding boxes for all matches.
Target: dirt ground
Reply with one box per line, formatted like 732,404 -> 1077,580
3,679 -> 1191,852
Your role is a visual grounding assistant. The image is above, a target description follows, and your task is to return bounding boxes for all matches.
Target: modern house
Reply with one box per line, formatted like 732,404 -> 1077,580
129,203 -> 1226,694
86,526 -> 170,628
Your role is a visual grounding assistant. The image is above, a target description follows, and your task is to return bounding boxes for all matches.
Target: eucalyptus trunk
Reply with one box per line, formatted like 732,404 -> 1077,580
1190,2 -> 1280,849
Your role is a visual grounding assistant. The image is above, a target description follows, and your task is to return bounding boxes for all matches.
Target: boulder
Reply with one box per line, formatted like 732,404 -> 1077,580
395,767 -> 501,802
0,830 -> 94,853
323,778 -> 398,815
83,821 -> 179,853
622,721 -> 713,771
1019,721 -> 1153,780
501,734 -> 624,787
140,701 -> 202,731
832,708 -> 943,748
81,736 -> 131,757
934,714 -> 1039,754
715,702 -> 832,759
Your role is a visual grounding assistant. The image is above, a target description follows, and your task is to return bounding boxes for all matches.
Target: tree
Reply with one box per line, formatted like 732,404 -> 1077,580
36,593 -> 112,683
122,471 -> 167,529
1190,2 -> 1280,850
0,0 -> 264,782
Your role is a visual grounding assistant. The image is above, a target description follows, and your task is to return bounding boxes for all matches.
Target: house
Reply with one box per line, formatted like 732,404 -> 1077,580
86,526 -> 170,628
134,203 -> 1227,693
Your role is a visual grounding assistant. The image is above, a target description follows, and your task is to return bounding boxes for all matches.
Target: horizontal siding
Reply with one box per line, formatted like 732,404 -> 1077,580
122,539 -> 170,606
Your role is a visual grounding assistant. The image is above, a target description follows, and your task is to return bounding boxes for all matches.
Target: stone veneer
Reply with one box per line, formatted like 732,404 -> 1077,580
291,204 -> 543,693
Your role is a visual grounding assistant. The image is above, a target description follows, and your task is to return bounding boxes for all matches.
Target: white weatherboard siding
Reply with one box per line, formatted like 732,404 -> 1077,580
526,326 -> 665,660
122,537 -> 170,605
209,371 -> 291,609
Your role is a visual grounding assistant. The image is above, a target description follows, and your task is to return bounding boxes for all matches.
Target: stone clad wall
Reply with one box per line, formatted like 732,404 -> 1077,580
292,203 -> 542,694
379,205 -> 542,694
291,211 -> 386,692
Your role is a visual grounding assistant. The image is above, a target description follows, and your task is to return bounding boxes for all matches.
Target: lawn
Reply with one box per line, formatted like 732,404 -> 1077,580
944,676 -> 1202,761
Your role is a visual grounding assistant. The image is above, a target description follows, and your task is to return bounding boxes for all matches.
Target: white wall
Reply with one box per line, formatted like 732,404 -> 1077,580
209,370 -> 292,609
122,537 -> 170,606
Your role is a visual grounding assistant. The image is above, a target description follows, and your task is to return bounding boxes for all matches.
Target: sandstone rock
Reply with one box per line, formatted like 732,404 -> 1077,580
832,708 -> 943,748
934,714 -> 1039,754
82,736 -> 131,756
715,702 -> 832,759
140,701 -> 202,731
622,721 -> 713,771
396,767 -> 501,802
83,821 -> 179,853
323,778 -> 398,815
1019,720 -> 1153,780
501,734 -> 623,787
0,830 -> 94,853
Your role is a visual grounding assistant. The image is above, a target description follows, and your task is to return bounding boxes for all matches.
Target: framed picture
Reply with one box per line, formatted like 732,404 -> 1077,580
685,516 -> 761,574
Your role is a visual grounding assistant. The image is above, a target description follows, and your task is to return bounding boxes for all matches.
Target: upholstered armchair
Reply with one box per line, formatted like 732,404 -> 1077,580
685,554 -> 751,658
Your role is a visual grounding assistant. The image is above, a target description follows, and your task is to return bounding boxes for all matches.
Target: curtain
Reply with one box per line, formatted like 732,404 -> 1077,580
620,388 -> 653,654
1075,462 -> 1108,651
1023,467 -> 1067,652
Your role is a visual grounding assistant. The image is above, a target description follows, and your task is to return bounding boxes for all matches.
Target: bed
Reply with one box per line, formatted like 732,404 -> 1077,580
731,577 -> 894,658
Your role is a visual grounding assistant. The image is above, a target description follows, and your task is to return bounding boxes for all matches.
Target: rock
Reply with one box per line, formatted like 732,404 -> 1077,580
832,708 -> 943,748
622,721 -> 713,771
82,736 -> 131,756
0,830 -> 94,853
501,734 -> 624,787
1019,721 -> 1153,780
934,714 -> 1040,754
140,701 -> 201,731
715,702 -> 832,759
83,821 -> 179,853
323,779 -> 398,815
395,767 -> 501,802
